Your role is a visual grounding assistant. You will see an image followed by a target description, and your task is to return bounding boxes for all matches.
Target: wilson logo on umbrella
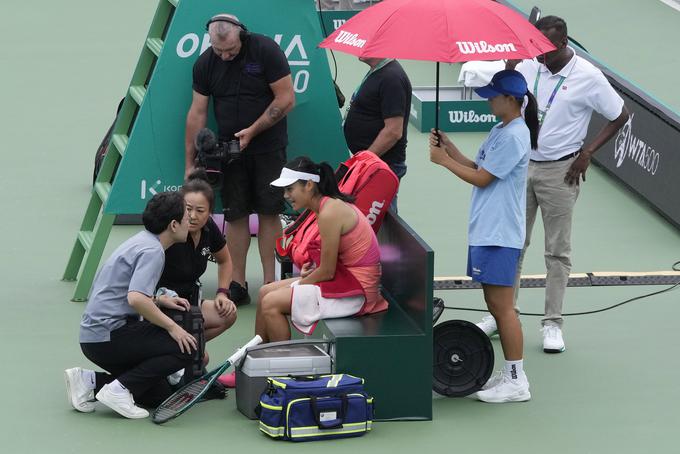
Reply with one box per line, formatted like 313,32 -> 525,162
319,0 -> 556,130
456,41 -> 518,55
333,30 -> 367,49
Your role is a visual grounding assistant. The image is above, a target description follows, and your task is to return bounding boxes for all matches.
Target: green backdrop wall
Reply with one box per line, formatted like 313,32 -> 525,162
106,0 -> 347,214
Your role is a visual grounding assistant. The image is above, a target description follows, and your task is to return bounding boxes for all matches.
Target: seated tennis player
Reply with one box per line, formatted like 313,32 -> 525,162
255,156 -> 388,342
65,192 -> 197,419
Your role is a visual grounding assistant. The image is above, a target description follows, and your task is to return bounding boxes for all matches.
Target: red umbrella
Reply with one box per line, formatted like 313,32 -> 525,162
319,0 -> 555,129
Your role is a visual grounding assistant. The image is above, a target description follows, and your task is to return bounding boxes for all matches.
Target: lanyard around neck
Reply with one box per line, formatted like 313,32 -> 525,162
533,56 -> 576,127
533,70 -> 566,127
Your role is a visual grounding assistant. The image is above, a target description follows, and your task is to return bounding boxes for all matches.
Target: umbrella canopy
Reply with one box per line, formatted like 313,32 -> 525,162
319,0 -> 555,62
319,0 -> 555,131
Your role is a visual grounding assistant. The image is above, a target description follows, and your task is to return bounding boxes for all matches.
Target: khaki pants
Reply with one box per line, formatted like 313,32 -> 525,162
514,157 -> 580,327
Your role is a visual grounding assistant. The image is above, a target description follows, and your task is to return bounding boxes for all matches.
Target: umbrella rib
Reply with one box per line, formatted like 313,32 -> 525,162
442,0 -> 454,63
478,1 -> 535,58
365,8 -> 404,58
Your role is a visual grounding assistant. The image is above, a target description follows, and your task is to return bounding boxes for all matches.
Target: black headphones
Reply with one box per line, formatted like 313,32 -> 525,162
205,15 -> 249,42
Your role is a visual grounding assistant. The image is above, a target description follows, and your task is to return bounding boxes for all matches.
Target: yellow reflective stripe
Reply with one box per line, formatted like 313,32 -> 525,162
285,397 -> 310,437
290,422 -> 370,431
290,428 -> 369,438
327,374 -> 343,387
259,401 -> 282,411
259,421 -> 285,437
269,379 -> 287,389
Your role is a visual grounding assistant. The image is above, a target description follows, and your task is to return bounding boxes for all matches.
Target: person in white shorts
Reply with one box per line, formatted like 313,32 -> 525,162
255,156 -> 387,342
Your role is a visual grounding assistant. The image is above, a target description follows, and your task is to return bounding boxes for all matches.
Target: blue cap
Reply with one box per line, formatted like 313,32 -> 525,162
474,69 -> 528,100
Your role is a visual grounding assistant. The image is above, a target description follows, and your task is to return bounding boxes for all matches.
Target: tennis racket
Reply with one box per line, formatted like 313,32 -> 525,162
152,335 -> 262,424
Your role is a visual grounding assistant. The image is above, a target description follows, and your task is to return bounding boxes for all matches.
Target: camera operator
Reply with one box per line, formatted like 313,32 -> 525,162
185,14 -> 295,304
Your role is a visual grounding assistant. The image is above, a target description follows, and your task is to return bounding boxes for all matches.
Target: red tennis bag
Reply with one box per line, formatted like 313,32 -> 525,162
276,151 -> 399,268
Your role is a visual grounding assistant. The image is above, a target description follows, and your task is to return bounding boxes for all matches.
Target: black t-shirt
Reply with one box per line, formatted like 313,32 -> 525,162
343,60 -> 412,165
157,217 -> 227,301
192,33 -> 291,154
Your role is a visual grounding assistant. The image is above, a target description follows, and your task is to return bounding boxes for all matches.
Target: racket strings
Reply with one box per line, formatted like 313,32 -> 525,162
158,379 -> 210,413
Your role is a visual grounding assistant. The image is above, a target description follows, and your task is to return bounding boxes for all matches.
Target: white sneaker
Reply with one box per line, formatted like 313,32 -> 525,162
64,367 -> 95,413
469,370 -> 504,399
481,370 -> 504,390
475,373 -> 531,403
96,384 -> 149,419
476,315 -> 498,337
542,325 -> 565,353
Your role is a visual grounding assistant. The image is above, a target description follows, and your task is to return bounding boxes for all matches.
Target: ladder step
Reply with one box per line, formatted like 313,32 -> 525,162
146,38 -> 164,57
94,182 -> 112,203
111,134 -> 129,155
129,85 -> 147,106
77,231 -> 95,252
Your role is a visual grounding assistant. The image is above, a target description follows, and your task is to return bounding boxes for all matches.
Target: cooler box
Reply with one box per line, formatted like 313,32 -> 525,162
236,341 -> 332,419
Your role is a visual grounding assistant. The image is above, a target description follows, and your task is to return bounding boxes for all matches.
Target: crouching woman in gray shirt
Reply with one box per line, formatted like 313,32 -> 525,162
65,191 -> 197,419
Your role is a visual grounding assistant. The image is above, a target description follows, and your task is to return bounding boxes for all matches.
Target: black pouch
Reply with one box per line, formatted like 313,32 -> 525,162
164,306 -> 205,382
334,81 -> 346,108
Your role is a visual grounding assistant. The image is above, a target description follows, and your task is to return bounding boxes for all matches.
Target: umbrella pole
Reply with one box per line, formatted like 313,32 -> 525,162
435,61 -> 440,145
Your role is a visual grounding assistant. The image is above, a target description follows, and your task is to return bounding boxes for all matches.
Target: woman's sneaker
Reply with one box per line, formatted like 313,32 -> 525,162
469,370 -> 504,400
475,373 -> 531,403
541,325 -> 565,353
476,315 -> 498,337
95,384 -> 149,419
481,370 -> 504,390
64,367 -> 95,413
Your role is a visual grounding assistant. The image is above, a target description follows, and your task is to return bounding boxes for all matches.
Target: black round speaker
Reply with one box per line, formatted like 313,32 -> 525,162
432,319 -> 494,397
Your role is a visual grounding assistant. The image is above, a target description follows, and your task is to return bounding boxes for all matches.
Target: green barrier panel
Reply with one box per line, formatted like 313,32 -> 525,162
410,86 -> 497,133
318,10 -> 357,36
106,0 -> 347,214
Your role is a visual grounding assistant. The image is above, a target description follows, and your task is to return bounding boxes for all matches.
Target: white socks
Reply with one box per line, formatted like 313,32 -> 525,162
504,360 -> 524,380
81,369 -> 96,390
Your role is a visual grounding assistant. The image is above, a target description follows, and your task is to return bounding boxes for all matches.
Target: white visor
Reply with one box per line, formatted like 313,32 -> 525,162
270,167 -> 321,187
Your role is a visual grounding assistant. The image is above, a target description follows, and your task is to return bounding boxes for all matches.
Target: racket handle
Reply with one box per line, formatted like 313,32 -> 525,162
227,335 -> 263,365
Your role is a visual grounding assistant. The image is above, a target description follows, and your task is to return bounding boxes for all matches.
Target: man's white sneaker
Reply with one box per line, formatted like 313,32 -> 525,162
541,325 -> 565,353
475,373 -> 531,403
64,367 -> 95,413
476,315 -> 498,337
96,384 -> 149,419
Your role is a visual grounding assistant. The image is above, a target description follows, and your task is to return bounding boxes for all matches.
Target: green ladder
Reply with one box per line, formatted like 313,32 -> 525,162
62,0 -> 178,302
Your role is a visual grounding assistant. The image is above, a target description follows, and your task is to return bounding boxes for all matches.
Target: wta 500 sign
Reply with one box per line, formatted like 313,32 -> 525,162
175,33 -> 312,94
613,113 -> 660,176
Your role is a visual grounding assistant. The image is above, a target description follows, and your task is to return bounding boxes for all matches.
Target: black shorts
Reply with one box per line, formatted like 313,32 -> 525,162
220,147 -> 286,222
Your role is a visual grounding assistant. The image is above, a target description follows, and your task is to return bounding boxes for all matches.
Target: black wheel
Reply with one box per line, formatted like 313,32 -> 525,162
432,319 -> 494,397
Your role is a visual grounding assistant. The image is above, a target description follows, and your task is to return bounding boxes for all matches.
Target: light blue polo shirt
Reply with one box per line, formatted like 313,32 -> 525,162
468,117 -> 530,249
79,230 -> 165,343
